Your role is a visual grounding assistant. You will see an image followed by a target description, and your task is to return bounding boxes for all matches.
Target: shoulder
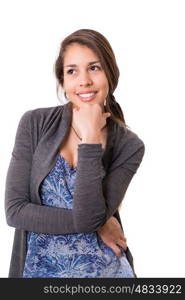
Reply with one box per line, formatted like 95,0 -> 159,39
20,105 -> 63,122
15,105 -> 65,145
110,121 -> 145,166
108,124 -> 145,172
17,105 -> 64,131
114,122 -> 145,150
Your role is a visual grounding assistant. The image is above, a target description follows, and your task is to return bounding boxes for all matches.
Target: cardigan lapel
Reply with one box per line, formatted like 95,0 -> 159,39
30,101 -> 73,204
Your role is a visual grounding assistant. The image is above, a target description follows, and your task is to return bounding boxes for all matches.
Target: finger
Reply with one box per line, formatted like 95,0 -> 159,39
120,234 -> 127,242
117,239 -> 127,251
73,107 -> 78,113
109,243 -> 122,257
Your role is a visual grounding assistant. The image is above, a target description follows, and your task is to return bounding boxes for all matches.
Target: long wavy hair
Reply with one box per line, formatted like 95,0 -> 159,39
54,29 -> 128,127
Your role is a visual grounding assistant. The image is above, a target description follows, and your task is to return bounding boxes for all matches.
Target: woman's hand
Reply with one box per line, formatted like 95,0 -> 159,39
97,216 -> 127,257
72,103 -> 111,140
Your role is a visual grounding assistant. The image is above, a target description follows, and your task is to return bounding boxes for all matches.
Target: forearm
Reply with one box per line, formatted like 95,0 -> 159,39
5,144 -> 105,235
6,201 -> 76,234
73,143 -> 107,232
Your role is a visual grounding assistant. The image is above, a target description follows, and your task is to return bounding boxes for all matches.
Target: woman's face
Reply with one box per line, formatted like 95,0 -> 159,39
63,43 -> 109,111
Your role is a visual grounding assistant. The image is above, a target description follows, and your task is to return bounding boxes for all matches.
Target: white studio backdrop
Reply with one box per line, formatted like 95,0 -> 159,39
0,0 -> 185,278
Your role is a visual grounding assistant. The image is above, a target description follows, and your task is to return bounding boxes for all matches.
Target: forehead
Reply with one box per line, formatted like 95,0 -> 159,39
63,43 -> 99,65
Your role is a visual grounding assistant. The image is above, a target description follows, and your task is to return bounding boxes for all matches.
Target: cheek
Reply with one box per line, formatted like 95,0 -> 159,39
63,79 -> 75,93
100,75 -> 109,93
102,80 -> 109,95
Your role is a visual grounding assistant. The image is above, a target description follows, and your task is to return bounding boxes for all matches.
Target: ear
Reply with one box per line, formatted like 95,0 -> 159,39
104,112 -> 111,119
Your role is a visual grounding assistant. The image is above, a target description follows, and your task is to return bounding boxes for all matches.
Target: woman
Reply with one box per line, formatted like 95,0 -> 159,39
5,29 -> 145,278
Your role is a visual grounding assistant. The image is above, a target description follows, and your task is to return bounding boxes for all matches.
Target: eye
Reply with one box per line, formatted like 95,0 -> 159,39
90,65 -> 101,71
66,69 -> 76,75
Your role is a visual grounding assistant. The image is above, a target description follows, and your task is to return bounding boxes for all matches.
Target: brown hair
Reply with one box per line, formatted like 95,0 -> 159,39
54,29 -> 128,127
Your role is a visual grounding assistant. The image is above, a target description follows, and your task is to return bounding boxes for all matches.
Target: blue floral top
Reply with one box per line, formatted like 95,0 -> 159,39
23,154 -> 135,278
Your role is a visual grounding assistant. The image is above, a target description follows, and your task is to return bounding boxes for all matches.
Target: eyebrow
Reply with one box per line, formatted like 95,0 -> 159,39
64,60 -> 101,68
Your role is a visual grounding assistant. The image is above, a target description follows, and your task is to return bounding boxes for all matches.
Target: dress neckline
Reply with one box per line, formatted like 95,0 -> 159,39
58,147 -> 106,171
58,153 -> 77,171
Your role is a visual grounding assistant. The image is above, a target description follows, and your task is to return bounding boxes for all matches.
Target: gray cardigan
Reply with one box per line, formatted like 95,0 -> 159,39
4,101 -> 145,278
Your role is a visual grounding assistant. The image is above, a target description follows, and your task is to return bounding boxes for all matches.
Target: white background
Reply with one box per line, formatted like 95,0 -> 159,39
0,0 -> 185,278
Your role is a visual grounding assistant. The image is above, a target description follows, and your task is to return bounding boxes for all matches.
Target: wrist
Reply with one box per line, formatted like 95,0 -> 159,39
81,138 -> 101,144
81,133 -> 101,144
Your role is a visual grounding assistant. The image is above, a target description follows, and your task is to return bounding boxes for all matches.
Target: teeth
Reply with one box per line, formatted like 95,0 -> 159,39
78,92 -> 96,98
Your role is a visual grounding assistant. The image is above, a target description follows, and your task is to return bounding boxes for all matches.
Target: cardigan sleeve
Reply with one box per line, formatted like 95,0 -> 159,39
103,140 -> 145,220
5,110 -> 78,234
73,138 -> 145,232
5,110 -> 145,234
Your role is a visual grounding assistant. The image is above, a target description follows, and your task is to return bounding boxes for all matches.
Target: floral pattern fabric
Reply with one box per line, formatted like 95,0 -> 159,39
23,154 -> 135,278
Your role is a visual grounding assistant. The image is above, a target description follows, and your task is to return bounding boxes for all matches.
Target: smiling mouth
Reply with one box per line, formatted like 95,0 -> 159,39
77,91 -> 97,101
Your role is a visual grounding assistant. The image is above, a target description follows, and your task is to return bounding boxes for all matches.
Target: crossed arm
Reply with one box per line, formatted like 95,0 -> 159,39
5,111 -> 145,256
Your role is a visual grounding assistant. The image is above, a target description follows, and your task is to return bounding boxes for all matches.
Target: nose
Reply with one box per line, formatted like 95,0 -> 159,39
79,70 -> 93,87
